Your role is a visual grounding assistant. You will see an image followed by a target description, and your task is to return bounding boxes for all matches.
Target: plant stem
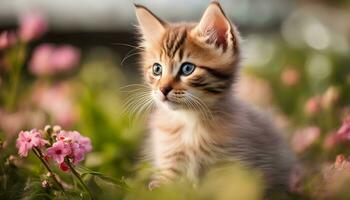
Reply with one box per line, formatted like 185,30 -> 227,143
32,147 -> 65,192
6,43 -> 26,111
65,159 -> 94,200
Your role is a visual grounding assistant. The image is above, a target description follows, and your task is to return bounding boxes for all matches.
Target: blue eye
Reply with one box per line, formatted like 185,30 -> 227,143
180,62 -> 195,76
153,63 -> 162,76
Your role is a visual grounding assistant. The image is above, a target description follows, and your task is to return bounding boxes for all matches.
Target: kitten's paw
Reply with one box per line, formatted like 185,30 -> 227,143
148,180 -> 161,191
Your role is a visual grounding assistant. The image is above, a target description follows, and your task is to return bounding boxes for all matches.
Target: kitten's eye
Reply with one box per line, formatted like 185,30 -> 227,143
180,62 -> 196,76
152,63 -> 162,76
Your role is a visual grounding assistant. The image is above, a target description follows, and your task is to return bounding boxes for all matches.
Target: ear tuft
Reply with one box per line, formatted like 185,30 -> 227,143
134,5 -> 166,44
195,2 -> 232,51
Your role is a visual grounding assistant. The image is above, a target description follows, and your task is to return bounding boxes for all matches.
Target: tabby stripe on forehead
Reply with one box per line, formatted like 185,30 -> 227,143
178,47 -> 184,61
163,29 -> 187,58
170,30 -> 187,58
165,32 -> 173,50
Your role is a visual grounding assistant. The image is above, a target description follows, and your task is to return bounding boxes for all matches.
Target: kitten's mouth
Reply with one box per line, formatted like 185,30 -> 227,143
162,98 -> 175,104
165,101 -> 181,110
161,98 -> 182,109
160,95 -> 168,101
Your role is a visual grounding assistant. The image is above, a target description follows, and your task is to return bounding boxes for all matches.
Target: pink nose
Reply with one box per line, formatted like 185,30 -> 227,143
159,86 -> 172,96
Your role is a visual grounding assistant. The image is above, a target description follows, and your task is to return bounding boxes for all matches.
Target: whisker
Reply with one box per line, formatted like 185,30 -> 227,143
122,92 -> 151,112
187,93 -> 215,124
121,52 -> 142,66
120,84 -> 149,89
134,98 -> 154,121
120,87 -> 150,94
121,90 -> 153,122
122,93 -> 151,113
128,97 -> 153,121
111,42 -> 144,50
119,84 -> 150,94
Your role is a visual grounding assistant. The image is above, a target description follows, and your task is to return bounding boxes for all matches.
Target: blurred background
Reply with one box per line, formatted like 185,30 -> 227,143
0,0 -> 350,199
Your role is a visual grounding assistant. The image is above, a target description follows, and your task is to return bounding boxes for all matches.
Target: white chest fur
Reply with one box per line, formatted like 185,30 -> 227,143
152,110 -> 214,181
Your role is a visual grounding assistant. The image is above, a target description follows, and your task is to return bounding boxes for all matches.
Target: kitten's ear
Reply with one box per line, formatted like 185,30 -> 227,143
195,2 -> 234,50
134,4 -> 166,44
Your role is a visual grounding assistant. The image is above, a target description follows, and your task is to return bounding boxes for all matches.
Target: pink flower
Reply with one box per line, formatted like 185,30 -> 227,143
16,129 -> 48,157
51,45 -> 80,71
46,140 -> 71,164
71,135 -> 92,164
337,118 -> 350,139
324,118 -> 350,149
304,96 -> 321,115
292,126 -> 320,153
19,11 -> 48,42
57,131 -> 92,162
0,31 -> 17,49
29,44 -> 56,76
0,109 -> 27,138
323,131 -> 339,150
29,44 -> 80,76
281,67 -> 300,86
32,83 -> 77,127
53,130 -> 92,165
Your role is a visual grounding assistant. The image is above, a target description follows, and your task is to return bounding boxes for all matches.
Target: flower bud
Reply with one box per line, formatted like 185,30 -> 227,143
59,162 -> 70,172
321,86 -> 339,109
19,11 -> 48,42
7,155 -> 21,166
45,125 -> 53,133
281,67 -> 300,86
305,96 -> 321,116
0,31 -> 16,50
53,125 -> 62,133
41,180 -> 50,188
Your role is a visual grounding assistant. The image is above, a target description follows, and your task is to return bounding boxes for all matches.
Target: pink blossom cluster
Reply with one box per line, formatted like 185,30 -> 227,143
0,11 -> 47,50
29,44 -> 80,76
0,31 -> 17,49
16,127 -> 92,171
47,130 -> 92,167
292,126 -> 320,153
19,11 -> 48,42
336,118 -> 350,140
0,11 -> 80,75
32,83 -> 77,127
16,129 -> 48,157
324,118 -> 350,149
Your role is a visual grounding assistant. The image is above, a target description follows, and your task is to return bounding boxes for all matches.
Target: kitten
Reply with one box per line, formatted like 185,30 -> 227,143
134,1 -> 296,190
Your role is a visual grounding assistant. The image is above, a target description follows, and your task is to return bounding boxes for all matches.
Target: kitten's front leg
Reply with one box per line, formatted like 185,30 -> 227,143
148,167 -> 181,190
149,151 -> 184,190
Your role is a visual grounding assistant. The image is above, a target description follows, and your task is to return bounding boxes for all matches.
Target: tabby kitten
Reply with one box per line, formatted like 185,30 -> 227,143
134,1 -> 295,190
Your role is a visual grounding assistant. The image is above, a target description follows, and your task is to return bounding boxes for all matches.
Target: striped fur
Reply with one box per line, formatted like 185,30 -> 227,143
134,2 -> 295,190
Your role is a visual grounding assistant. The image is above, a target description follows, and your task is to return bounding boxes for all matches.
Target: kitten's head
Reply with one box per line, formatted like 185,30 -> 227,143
135,2 -> 240,110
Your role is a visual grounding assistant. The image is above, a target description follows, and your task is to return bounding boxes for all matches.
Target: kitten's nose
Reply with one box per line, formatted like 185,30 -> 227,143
160,86 -> 172,96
